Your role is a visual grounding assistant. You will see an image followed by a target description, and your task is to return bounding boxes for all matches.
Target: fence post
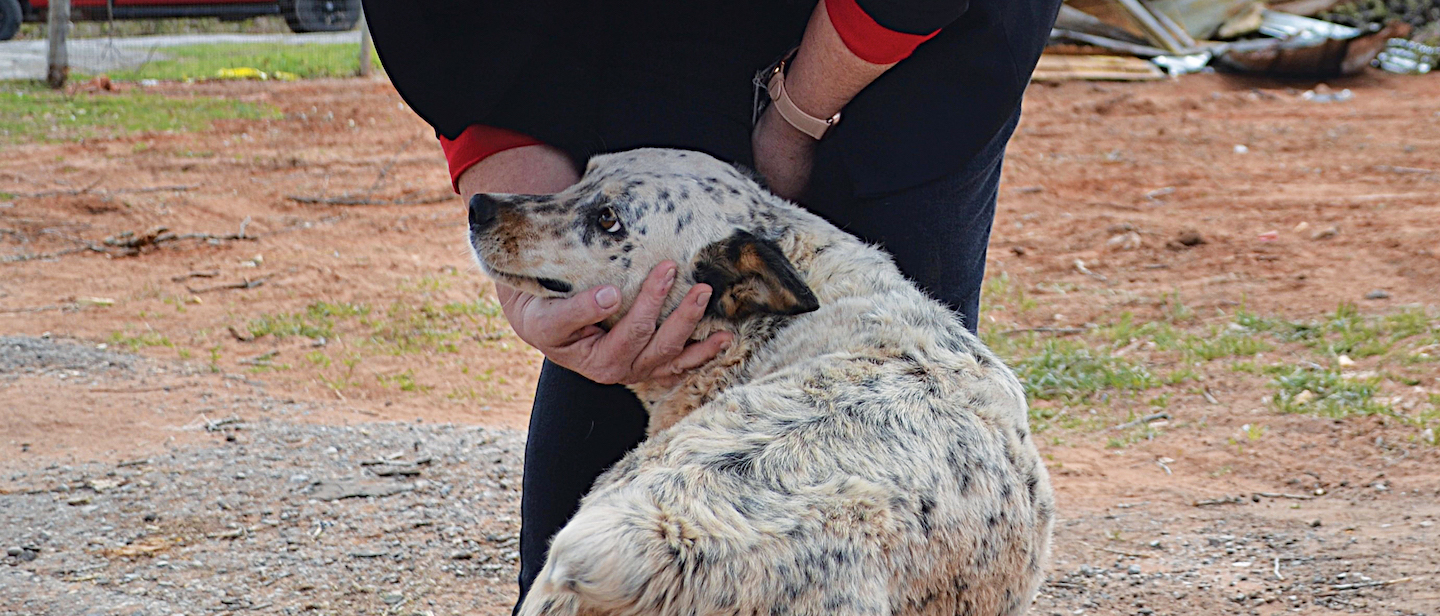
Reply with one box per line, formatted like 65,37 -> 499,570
46,0 -> 70,88
358,8 -> 373,77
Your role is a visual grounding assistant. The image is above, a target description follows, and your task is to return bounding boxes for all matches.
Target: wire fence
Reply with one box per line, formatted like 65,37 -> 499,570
1,0 -> 374,86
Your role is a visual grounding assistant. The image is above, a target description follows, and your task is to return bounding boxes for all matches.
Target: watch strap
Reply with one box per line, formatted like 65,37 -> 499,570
766,62 -> 841,140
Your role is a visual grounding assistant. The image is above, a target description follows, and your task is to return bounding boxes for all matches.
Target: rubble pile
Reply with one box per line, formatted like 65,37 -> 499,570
1040,0 -> 1440,80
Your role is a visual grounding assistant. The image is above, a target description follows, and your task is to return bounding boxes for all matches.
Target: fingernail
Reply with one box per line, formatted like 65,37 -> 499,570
696,291 -> 712,307
719,338 -> 732,351
596,286 -> 620,309
663,266 -> 677,288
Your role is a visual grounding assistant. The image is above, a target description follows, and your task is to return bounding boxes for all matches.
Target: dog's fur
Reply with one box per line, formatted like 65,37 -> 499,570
468,149 -> 1054,616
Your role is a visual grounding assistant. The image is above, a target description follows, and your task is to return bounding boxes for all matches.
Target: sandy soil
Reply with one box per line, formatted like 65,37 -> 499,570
2,73 -> 1438,615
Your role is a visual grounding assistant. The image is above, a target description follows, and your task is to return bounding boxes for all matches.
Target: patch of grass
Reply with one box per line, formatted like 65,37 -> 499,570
377,369 -> 428,393
108,330 -> 173,351
1270,366 -> 1389,418
247,301 -> 369,340
16,17 -> 295,41
104,43 -> 382,82
982,272 -> 1037,315
1007,339 -> 1159,405
0,82 -> 279,144
366,298 -> 505,355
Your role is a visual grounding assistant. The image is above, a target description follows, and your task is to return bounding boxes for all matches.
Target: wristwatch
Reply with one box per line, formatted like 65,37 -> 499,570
765,57 -> 842,140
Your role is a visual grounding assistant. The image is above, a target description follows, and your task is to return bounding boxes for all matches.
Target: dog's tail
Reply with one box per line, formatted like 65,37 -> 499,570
517,503 -> 680,616
516,583 -> 582,616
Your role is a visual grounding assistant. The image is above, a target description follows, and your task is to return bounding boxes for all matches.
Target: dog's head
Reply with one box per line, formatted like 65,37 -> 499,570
468,149 -> 818,324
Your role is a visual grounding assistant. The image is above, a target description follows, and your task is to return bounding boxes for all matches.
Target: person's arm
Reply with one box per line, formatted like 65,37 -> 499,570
753,0 -> 966,198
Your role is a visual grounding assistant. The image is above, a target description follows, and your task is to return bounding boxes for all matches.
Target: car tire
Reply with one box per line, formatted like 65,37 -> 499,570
0,0 -> 22,42
280,0 -> 360,33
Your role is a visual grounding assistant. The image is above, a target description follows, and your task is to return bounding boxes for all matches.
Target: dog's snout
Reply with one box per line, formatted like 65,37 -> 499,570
469,194 -> 500,233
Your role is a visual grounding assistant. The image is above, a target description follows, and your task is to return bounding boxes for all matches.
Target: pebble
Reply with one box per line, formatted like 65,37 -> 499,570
1127,564 -> 1142,575
1364,290 -> 1390,300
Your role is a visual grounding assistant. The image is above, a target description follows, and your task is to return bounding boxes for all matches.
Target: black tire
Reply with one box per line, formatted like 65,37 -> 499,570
0,0 -> 22,43
280,0 -> 360,33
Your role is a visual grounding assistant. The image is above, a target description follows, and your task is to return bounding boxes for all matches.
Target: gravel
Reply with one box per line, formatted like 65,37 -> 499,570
1,418 -> 527,615
0,336 -> 133,377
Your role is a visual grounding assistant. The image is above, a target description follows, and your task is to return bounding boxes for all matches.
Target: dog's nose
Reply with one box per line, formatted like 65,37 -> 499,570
469,194 -> 500,233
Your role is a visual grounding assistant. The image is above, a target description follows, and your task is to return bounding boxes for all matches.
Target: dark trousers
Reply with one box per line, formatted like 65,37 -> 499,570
512,110 -> 1019,611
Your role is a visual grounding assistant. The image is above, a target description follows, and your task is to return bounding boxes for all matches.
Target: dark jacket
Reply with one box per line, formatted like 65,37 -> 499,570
361,0 -> 1061,197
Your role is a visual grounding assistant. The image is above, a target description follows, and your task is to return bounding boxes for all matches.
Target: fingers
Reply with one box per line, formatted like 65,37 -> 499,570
594,261 -> 678,362
644,332 -> 734,382
627,282 -> 713,378
527,284 -> 623,347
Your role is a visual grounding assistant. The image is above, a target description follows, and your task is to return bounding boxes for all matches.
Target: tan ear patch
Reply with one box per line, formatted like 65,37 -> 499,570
694,230 -> 819,320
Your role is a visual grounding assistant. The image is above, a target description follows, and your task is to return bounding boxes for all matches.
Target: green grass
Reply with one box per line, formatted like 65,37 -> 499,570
0,82 -> 278,143
1270,366 -> 1389,418
247,301 -> 369,341
15,17 -> 295,41
1006,339 -> 1160,405
983,301 -> 1440,445
108,330 -> 173,351
103,43 -> 382,82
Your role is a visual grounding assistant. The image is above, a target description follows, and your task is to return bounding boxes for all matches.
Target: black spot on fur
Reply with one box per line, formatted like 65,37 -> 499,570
622,243 -> 634,253
621,257 -> 631,269
713,449 -> 757,478
609,255 -> 618,261
1026,473 -> 1039,505
919,495 -> 936,537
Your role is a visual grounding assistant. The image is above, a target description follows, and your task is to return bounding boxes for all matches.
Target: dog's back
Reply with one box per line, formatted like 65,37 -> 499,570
519,208 -> 1053,616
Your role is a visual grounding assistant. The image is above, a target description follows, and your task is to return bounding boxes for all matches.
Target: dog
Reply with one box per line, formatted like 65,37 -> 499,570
467,149 -> 1054,616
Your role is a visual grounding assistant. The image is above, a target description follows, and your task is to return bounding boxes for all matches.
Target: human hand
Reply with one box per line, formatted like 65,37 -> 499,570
751,104 -> 818,201
495,261 -> 734,387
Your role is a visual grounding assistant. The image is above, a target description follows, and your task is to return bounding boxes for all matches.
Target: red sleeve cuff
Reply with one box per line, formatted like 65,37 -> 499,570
825,0 -> 941,65
438,125 -> 545,194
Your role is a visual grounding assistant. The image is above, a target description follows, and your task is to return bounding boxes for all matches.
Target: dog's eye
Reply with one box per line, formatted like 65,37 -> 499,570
597,207 -> 622,233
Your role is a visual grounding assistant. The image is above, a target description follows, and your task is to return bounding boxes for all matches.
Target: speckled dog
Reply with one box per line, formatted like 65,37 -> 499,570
467,149 -> 1054,616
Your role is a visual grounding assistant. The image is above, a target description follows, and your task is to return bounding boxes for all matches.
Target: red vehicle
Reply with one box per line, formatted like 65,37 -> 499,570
0,0 -> 359,41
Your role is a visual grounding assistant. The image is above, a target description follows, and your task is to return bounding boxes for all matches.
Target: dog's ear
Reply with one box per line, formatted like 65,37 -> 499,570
693,230 -> 819,320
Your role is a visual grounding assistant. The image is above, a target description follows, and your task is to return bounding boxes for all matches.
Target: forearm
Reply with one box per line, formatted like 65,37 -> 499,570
456,145 -> 579,197
782,1 -> 896,121
781,0 -> 957,120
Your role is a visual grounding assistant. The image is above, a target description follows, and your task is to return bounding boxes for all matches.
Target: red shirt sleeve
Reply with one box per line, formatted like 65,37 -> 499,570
438,125 -> 545,193
826,0 -> 943,65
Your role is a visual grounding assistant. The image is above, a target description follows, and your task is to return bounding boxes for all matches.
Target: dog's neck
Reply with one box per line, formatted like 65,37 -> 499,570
631,211 -> 878,435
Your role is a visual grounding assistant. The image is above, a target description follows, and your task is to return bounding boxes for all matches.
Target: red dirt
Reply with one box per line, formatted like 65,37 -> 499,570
3,72 -> 1438,614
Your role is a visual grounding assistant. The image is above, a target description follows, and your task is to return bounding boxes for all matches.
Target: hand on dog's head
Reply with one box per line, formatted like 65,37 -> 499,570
467,149 -> 819,327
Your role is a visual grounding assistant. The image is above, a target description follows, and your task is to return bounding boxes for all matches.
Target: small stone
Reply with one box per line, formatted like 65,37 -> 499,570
448,550 -> 474,560
1337,355 -> 1356,367
1176,230 -> 1206,246
1292,390 -> 1316,405
1311,226 -> 1339,240
1364,290 -> 1390,300
1106,231 -> 1142,251
5,547 -> 22,557
1311,519 -> 1323,527
66,495 -> 92,506
1233,592 -> 1249,603
380,592 -> 404,605
1128,564 -> 1142,575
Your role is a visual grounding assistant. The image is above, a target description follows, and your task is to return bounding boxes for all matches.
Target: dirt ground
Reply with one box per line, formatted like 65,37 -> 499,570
2,73 -> 1438,615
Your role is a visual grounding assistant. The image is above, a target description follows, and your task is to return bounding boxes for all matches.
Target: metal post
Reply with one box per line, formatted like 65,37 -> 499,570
358,8 -> 373,77
46,0 -> 71,88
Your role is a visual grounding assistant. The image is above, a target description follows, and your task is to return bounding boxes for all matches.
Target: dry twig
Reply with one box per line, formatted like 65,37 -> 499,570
186,275 -> 272,294
1113,412 -> 1170,431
